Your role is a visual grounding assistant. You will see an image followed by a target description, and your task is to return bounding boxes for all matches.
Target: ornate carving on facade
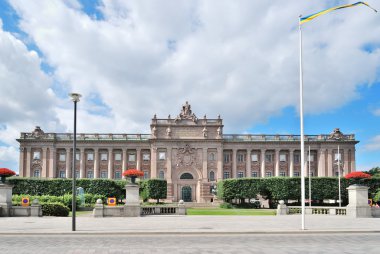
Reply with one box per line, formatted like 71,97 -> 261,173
30,126 -> 45,138
217,127 -> 222,138
32,159 -> 42,166
175,101 -> 198,123
176,144 -> 197,167
151,126 -> 157,138
202,127 -> 208,138
328,128 -> 345,140
166,126 -> 171,137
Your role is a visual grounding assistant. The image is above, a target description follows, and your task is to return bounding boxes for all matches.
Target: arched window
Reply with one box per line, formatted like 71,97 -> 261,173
159,170 -> 165,179
180,173 -> 194,179
209,171 -> 215,181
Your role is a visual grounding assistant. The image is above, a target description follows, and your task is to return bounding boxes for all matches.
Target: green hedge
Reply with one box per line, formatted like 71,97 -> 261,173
140,179 -> 167,203
41,203 -> 69,216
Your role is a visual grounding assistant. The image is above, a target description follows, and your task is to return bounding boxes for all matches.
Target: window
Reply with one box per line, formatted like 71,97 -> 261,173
75,171 -> 79,178
159,152 -> 166,160
87,153 -> 94,161
159,170 -> 165,179
294,172 -> 300,177
209,171 -> 215,181
310,172 -> 314,177
59,171 -> 65,178
33,169 -> 40,177
265,154 -> 273,163
237,154 -> 245,163
100,153 -> 108,161
76,153 -> 80,161
101,171 -> 107,178
335,171 -> 339,176
280,171 -> 286,177
251,154 -> 258,162
59,154 -> 66,161
251,171 -> 258,177
115,171 -> 121,179
143,171 -> 149,179
237,171 -> 244,178
180,173 -> 194,179
308,154 -> 314,162
87,171 -> 93,178
143,154 -> 150,161
223,172 -> 230,179
33,151 -> 41,160
334,153 -> 341,161
294,154 -> 300,164
265,172 -> 272,177
114,153 -> 122,161
209,153 -> 215,161
128,154 -> 136,162
280,154 -> 287,162
223,153 -> 231,163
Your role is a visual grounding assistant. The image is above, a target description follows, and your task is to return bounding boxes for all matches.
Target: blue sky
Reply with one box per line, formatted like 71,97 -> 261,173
0,0 -> 379,172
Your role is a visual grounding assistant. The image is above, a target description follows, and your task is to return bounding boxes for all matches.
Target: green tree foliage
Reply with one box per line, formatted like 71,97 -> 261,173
366,167 -> 380,177
141,179 -> 167,203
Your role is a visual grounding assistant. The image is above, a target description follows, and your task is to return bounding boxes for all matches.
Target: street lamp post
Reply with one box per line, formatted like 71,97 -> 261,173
69,93 -> 81,231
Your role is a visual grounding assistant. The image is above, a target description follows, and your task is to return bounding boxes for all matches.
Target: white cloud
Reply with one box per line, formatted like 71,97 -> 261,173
373,108 -> 380,116
364,135 -> 380,151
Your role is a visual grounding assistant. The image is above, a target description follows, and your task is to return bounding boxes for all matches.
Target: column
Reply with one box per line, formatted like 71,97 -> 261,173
49,148 -> 56,178
343,149 -> 349,176
42,147 -> 48,178
232,149 -> 237,178
151,147 -> 157,178
327,149 -> 333,177
304,150 -> 308,176
217,148 -> 223,181
19,147 -> 25,177
136,148 -> 141,171
65,148 -> 71,178
202,148 -> 208,180
289,149 -> 294,177
167,147 -> 172,183
317,149 -> 325,177
260,149 -> 265,178
275,149 -> 280,177
26,147 -> 31,177
351,149 -> 356,173
108,148 -> 113,179
122,148 -> 127,171
246,149 -> 251,178
94,148 -> 99,179
80,148 -> 85,178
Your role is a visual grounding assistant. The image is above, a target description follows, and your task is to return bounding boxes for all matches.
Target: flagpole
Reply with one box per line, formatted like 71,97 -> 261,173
338,145 -> 341,207
299,15 -> 306,230
308,146 -> 311,208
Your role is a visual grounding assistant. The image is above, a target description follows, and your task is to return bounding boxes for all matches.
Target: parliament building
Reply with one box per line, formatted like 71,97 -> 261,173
17,102 -> 358,203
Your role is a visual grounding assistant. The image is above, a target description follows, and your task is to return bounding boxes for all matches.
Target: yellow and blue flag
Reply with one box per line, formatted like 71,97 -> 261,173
300,1 -> 377,25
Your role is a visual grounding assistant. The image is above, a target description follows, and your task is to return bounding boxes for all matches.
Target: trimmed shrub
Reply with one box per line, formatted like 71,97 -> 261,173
219,202 -> 233,209
41,203 -> 69,217
140,179 -> 167,203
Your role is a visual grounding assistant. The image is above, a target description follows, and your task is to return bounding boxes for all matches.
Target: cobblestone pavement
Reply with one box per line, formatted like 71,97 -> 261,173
0,233 -> 379,254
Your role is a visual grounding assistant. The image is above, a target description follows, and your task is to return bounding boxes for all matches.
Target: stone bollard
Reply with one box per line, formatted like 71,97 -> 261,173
178,200 -> 186,215
93,199 -> 104,217
346,185 -> 371,218
0,183 -> 14,217
30,199 -> 42,217
276,200 -> 288,216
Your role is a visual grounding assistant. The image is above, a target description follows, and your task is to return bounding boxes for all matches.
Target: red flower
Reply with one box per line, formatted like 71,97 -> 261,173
122,169 -> 144,177
0,168 -> 16,177
344,171 -> 372,179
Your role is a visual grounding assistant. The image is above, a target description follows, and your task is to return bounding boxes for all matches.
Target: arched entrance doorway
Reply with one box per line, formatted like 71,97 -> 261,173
181,186 -> 192,202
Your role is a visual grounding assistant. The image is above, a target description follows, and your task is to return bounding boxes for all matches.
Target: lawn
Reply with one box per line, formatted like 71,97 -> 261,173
187,208 -> 276,216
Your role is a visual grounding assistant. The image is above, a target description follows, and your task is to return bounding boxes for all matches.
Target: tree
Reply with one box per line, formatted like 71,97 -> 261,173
366,167 -> 380,177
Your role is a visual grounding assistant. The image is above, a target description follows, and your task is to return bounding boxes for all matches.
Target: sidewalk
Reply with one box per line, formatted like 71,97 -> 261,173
1,215 -> 380,234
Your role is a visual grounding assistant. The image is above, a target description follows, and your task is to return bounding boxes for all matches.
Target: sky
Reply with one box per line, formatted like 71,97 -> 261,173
0,0 -> 379,173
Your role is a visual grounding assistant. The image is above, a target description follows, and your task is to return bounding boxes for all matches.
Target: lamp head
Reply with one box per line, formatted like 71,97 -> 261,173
69,93 -> 82,102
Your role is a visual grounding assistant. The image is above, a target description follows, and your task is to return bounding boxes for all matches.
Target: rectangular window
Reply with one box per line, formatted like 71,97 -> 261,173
237,171 -> 244,178
143,171 -> 149,179
33,170 -> 40,177
100,153 -> 108,161
265,172 -> 272,177
251,154 -> 258,162
33,151 -> 41,160
129,154 -> 136,162
76,153 -> 80,161
159,170 -> 165,179
334,153 -> 341,161
237,154 -> 245,163
115,171 -> 121,179
87,153 -> 94,161
114,153 -> 122,161
158,152 -> 166,160
101,171 -> 107,178
223,153 -> 230,163
294,172 -> 300,177
335,171 -> 339,177
294,154 -> 300,164
59,171 -> 65,178
223,171 -> 230,179
308,154 -> 314,161
87,171 -> 93,178
75,171 -> 80,179
280,154 -> 287,162
59,154 -> 66,162
280,171 -> 286,177
265,154 -> 273,163
143,154 -> 150,161
251,171 -> 258,177
208,153 -> 215,161
310,172 -> 314,177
